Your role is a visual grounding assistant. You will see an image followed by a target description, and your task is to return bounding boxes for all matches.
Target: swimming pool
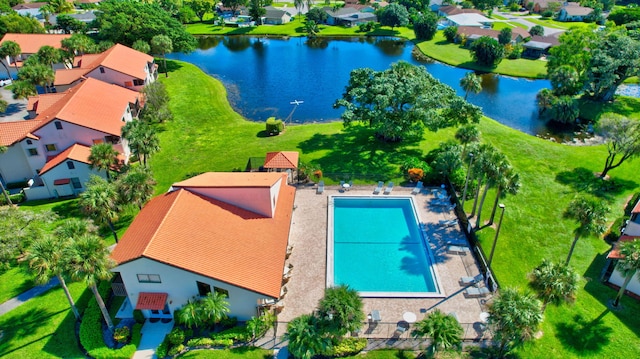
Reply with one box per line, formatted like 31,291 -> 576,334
327,196 -> 442,297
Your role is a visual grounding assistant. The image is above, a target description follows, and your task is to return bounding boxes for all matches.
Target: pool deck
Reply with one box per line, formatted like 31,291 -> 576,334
274,184 -> 493,342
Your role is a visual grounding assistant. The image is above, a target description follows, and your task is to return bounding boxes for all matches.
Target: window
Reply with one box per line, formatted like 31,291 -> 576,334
26,139 -> 32,145
45,144 -> 57,152
197,281 -> 212,296
99,67 -> 105,73
70,177 -> 82,189
66,161 -> 75,170
27,148 -> 38,156
54,121 -> 63,130
137,274 -> 161,283
104,135 -> 120,144
214,287 -> 229,298
133,79 -> 144,86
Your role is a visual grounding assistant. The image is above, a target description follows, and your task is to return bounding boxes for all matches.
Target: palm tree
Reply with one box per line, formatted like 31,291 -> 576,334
528,260 -> 579,311
121,120 -> 160,167
470,144 -> 494,218
454,124 -> 480,156
488,167 -> 520,226
536,88 -> 555,115
488,287 -> 543,358
460,71 -> 482,100
24,234 -> 80,319
132,40 -> 151,54
432,141 -> 463,181
79,176 -> 120,242
411,309 -> 463,354
49,0 -> 74,13
475,150 -> 509,229
317,284 -> 365,336
88,143 -> 119,181
285,314 -> 331,359
18,63 -> 54,93
176,300 -> 201,329
199,291 -> 231,326
563,195 -> 609,265
151,35 -> 173,77
116,167 -> 156,209
294,0 -> 304,22
10,80 -> 37,100
0,40 -> 22,75
36,45 -> 61,71
61,34 -> 95,56
66,233 -> 115,331
612,239 -> 640,307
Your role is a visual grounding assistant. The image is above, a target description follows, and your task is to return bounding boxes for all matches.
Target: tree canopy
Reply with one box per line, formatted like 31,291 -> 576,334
596,114 -> 640,179
377,3 -> 409,29
334,61 -> 481,142
93,0 -> 197,53
0,13 -> 45,35
470,36 -> 504,67
413,12 -> 438,41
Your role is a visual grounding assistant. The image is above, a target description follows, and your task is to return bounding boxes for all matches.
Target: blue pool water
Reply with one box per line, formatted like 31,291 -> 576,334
329,197 -> 440,296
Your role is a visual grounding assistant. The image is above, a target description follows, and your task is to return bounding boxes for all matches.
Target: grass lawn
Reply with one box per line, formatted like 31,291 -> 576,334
0,282 -> 90,358
152,61 -> 640,358
415,32 -> 547,78
492,21 -> 529,30
526,17 -> 597,31
0,267 -> 34,303
178,347 -> 273,358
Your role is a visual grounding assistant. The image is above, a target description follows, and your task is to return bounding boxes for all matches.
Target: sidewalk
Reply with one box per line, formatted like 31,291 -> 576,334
0,277 -> 59,316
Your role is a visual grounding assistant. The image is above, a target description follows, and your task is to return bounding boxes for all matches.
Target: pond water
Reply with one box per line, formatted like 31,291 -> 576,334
167,36 -> 557,136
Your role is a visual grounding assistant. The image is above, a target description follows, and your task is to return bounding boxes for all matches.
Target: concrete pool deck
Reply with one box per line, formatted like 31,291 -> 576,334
273,184 -> 493,342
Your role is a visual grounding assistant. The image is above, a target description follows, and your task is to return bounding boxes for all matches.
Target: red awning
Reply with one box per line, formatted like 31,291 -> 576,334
53,178 -> 70,185
135,292 -> 168,310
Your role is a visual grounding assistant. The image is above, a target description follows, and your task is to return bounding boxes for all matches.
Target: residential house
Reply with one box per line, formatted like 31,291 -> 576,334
324,7 -> 378,27
457,26 -> 528,45
429,0 -> 445,12
445,13 -> 493,28
531,0 -> 563,14
49,11 -> 98,28
0,33 -> 71,75
557,2 -> 593,22
263,6 -> 292,25
11,2 -> 48,19
438,5 -> 483,17
263,151 -> 299,184
54,44 -> 157,92
601,199 -> 640,298
0,77 -> 141,200
110,172 -> 296,321
522,35 -> 560,58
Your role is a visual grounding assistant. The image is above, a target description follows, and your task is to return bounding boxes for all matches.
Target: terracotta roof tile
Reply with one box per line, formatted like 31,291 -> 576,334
54,68 -> 88,86
27,92 -> 67,112
112,173 -> 296,298
76,44 -> 154,79
30,77 -> 140,136
135,292 -> 168,310
0,120 -> 42,146
0,33 -> 71,54
173,172 -> 284,188
607,236 -> 640,259
39,143 -> 92,175
264,151 -> 299,169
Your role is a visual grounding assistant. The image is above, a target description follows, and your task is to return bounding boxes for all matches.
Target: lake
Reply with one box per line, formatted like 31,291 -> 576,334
167,36 -> 555,136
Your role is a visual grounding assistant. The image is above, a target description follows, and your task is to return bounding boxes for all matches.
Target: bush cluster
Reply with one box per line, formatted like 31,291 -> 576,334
329,337 -> 368,357
265,117 -> 285,135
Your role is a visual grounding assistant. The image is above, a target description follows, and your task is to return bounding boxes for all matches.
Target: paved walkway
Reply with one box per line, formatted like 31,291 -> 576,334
494,11 -> 565,37
133,321 -> 174,359
0,87 -> 28,123
0,277 -> 60,316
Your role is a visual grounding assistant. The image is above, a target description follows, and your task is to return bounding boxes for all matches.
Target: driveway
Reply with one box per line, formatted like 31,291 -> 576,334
0,87 -> 29,122
494,11 -> 566,37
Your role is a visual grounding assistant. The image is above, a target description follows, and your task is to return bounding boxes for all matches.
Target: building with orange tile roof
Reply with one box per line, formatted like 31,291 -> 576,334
54,44 -> 158,92
264,151 -> 299,183
0,33 -> 71,73
0,77 -> 141,200
110,172 -> 296,320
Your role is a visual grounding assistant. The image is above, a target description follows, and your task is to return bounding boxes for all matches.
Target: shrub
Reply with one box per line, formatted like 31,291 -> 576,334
408,168 -> 424,182
330,337 -> 367,357
133,309 -> 145,324
167,343 -> 185,356
265,117 -> 285,135
187,337 -> 215,347
358,21 -> 375,32
167,327 -> 185,346
246,311 -> 276,339
212,326 -> 250,342
219,316 -> 238,329
156,340 -> 169,359
0,191 -> 24,205
505,44 -> 523,59
541,9 -> 553,18
113,326 -> 130,344
444,26 -> 458,42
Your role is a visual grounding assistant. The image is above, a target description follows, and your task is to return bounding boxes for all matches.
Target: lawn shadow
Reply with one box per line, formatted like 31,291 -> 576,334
555,167 -> 638,200
49,198 -> 82,218
297,125 -> 422,181
164,60 -> 183,74
555,312 -> 612,354
0,307 -> 67,357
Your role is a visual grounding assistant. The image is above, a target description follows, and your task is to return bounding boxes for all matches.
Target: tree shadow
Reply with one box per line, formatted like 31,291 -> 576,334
555,167 -> 638,199
555,312 -> 612,354
49,199 -> 83,218
164,60 -> 183,74
0,307 -> 67,357
297,125 -> 422,181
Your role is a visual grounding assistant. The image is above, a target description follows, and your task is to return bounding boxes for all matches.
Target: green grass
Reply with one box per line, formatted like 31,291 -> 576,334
526,17 -> 597,31
415,32 -> 548,78
153,61 -> 640,358
579,96 -> 640,122
492,21 -> 529,30
0,267 -> 34,303
0,282 -> 91,358
178,347 -> 273,358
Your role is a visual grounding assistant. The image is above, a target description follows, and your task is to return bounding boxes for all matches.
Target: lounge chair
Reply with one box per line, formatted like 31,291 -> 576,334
411,181 -> 424,195
447,245 -> 470,255
340,180 -> 345,188
395,325 -> 407,335
317,180 -> 324,194
383,181 -> 394,195
373,181 -> 384,194
459,274 -> 484,286
464,286 -> 490,298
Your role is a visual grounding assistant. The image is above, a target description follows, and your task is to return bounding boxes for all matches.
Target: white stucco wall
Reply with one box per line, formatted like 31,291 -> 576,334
623,221 -> 640,237
608,267 -> 640,297
0,142 -> 36,183
40,160 -> 106,198
113,257 -> 270,320
84,67 -> 146,91
186,179 -> 282,218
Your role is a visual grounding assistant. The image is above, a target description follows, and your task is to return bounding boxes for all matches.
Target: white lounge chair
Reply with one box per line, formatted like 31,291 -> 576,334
447,245 -> 470,255
317,180 -> 324,194
411,181 -> 424,195
373,181 -> 384,194
459,274 -> 484,286
464,286 -> 490,298
383,181 -> 394,195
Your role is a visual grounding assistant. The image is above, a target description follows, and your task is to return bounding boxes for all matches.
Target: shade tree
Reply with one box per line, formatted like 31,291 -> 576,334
498,27 -> 512,45
306,8 -> 328,24
612,239 -> 640,307
529,24 -> 544,36
0,206 -> 56,272
79,175 -> 121,242
187,0 -> 215,22
377,3 -> 409,29
470,36 -> 504,67
88,143 -> 119,180
595,114 -> 640,179
549,65 -> 582,96
116,166 -> 156,209
460,71 -> 482,100
413,12 -> 438,41
151,35 -> 173,77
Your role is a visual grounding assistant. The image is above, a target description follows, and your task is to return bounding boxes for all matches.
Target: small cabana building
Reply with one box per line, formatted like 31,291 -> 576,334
263,151 -> 299,184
